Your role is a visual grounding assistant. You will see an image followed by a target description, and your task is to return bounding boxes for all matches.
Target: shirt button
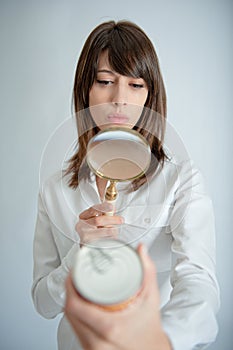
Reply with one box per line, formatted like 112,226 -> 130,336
144,217 -> 151,224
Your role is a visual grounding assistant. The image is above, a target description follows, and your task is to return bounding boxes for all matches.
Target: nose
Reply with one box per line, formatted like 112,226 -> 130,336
111,84 -> 127,106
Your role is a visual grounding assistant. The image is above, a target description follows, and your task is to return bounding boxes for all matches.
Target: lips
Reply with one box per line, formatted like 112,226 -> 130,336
107,114 -> 129,124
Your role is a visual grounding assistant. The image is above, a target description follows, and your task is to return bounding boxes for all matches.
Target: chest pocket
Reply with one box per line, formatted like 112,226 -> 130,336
117,204 -> 173,272
121,204 -> 172,227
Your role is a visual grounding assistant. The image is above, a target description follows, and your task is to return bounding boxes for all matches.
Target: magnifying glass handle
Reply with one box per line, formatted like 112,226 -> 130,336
104,181 -> 117,216
105,181 -> 117,201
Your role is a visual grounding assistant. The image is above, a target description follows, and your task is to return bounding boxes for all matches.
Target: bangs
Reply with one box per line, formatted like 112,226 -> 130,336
106,29 -> 149,80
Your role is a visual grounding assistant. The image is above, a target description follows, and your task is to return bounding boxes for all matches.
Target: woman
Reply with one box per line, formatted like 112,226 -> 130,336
32,20 -> 220,350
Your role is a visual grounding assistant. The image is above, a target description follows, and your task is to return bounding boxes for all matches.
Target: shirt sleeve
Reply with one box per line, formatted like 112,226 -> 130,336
161,161 -> 220,350
31,192 -> 79,319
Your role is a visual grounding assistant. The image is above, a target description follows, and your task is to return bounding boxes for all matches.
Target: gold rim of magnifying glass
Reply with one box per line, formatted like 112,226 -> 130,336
86,126 -> 151,182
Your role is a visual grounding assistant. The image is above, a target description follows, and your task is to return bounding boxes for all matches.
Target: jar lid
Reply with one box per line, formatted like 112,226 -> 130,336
72,239 -> 143,306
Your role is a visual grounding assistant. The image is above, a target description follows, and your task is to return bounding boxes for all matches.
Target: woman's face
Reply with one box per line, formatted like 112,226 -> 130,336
89,51 -> 148,129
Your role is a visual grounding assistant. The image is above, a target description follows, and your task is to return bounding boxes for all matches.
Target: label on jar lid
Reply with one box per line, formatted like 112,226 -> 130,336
72,238 -> 143,310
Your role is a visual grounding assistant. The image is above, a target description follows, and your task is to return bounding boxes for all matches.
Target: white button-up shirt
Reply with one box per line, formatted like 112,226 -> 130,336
32,156 -> 220,350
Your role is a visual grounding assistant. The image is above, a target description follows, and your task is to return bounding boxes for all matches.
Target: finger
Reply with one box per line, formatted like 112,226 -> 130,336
80,203 -> 114,220
69,320 -> 111,350
79,208 -> 102,220
65,275 -> 115,338
85,215 -> 124,227
81,229 -> 119,246
66,298 -> 105,350
65,275 -> 102,332
137,244 -> 159,299
70,318 -> 95,350
65,274 -> 81,317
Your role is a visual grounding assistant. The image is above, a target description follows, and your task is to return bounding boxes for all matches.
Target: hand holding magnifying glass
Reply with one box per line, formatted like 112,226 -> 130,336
86,127 -> 151,210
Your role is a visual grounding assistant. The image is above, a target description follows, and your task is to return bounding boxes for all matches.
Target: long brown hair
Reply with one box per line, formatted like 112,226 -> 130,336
65,20 -> 167,190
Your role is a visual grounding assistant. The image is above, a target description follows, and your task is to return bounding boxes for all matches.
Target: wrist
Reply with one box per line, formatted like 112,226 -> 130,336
153,329 -> 172,350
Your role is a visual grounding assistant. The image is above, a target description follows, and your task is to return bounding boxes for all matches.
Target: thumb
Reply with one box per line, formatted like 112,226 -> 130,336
137,243 -> 156,276
137,244 -> 160,301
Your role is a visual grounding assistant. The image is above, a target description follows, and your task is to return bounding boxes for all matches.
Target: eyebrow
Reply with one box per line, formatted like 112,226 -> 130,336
97,69 -> 115,75
97,69 -> 145,81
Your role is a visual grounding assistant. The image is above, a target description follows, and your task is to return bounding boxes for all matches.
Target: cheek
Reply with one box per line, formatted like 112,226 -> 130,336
141,91 -> 149,105
132,90 -> 148,106
89,85 -> 103,106
89,85 -> 109,107
89,88 -> 96,107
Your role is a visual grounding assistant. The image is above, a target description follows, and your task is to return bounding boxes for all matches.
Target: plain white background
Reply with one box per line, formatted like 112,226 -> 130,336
0,0 -> 232,349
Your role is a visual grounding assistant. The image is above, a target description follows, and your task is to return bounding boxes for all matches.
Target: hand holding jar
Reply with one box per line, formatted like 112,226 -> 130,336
64,244 -> 172,350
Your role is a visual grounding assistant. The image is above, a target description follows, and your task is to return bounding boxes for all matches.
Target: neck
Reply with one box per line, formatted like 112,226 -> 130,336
96,176 -> 108,201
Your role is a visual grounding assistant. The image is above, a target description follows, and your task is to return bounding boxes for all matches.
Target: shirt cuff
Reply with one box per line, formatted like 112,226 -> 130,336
47,243 -> 80,307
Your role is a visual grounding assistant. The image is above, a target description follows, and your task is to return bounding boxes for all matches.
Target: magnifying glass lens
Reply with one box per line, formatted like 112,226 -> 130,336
87,128 -> 151,182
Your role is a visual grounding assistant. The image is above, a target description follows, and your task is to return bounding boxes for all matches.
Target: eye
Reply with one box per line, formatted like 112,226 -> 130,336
96,80 -> 113,86
130,83 -> 144,89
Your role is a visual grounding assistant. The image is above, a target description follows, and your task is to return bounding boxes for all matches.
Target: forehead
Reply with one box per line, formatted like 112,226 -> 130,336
96,48 -> 146,80
97,51 -> 111,69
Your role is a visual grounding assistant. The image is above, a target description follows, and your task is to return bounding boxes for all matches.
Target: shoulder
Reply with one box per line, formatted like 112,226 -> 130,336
152,155 -> 208,196
40,170 -> 72,201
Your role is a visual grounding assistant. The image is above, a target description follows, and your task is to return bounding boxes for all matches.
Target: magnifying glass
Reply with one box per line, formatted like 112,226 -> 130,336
86,127 -> 151,203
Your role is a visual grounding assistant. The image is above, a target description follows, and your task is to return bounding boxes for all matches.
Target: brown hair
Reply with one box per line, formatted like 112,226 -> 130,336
65,20 -> 167,190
